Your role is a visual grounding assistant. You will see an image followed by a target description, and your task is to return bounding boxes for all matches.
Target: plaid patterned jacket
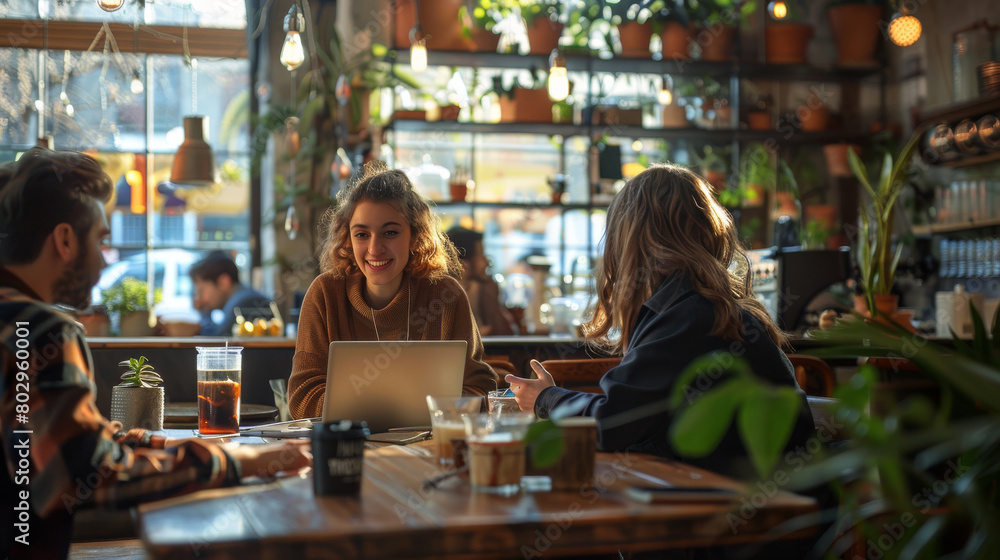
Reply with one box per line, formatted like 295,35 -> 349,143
0,268 -> 240,560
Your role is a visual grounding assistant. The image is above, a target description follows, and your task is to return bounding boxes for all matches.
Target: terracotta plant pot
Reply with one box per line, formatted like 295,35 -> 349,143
526,18 -> 563,55
828,4 -> 883,67
662,104 -> 688,128
704,170 -> 726,191
747,111 -> 771,130
618,21 -> 654,57
765,23 -> 813,64
660,22 -> 693,60
695,24 -> 736,61
499,88 -> 552,123
823,143 -> 861,178
799,105 -> 830,132
472,26 -> 501,52
853,294 -> 915,331
449,182 -> 468,203
392,0 -> 475,51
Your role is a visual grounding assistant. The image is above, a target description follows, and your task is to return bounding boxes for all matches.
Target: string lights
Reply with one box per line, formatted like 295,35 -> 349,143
657,74 -> 674,105
768,1 -> 788,19
280,3 -> 306,71
547,49 -> 568,101
97,0 -> 125,12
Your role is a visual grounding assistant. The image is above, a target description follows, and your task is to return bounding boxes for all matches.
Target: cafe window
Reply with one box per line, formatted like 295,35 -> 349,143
0,0 -> 250,321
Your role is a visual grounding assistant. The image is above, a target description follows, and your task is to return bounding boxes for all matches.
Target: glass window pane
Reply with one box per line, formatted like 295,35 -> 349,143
34,0 -> 247,28
149,153 -> 251,249
0,48 -> 37,146
473,134 -> 559,203
49,50 -> 144,151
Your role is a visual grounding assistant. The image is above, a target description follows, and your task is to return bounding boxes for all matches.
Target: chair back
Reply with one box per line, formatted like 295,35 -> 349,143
787,354 -> 836,397
539,358 -> 622,394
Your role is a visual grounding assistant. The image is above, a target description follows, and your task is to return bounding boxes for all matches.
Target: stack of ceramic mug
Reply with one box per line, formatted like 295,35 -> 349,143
977,62 -> 1000,97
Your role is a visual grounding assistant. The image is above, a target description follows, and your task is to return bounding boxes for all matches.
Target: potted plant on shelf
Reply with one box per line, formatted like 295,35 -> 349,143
494,72 -> 553,123
827,0 -> 886,67
688,0 -> 754,62
739,142 -> 775,209
848,132 -> 921,319
764,0 -> 813,64
652,0 -> 694,60
110,356 -> 165,431
468,0 -> 564,55
101,277 -> 161,337
691,144 -> 731,193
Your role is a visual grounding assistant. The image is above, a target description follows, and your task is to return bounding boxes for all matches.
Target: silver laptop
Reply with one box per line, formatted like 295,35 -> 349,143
322,340 -> 468,433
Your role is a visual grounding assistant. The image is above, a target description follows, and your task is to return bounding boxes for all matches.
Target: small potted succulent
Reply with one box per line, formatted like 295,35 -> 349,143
110,356 -> 165,431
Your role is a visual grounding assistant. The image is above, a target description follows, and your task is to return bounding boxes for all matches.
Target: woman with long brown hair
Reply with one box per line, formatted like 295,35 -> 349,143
507,164 -> 815,479
288,162 -> 498,418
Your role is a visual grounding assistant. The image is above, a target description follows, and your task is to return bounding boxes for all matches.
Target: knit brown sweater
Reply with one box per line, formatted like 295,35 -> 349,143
288,271 -> 498,418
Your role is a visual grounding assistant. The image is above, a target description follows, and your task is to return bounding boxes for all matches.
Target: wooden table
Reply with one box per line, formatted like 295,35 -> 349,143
137,441 -> 817,559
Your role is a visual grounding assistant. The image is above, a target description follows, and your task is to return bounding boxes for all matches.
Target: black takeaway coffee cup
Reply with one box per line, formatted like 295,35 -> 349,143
312,420 -> 370,496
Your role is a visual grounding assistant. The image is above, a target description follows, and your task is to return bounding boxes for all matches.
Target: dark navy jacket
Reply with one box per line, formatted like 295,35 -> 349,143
535,273 -> 817,481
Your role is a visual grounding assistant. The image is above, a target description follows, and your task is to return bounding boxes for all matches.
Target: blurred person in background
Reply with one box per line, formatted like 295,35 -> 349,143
446,226 -> 516,336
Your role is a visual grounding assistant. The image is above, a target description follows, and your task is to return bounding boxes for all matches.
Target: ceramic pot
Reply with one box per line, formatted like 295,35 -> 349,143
662,104 -> 688,128
110,386 -> 164,431
823,143 -> 861,177
829,4 -> 883,67
695,24 -> 735,61
747,111 -> 772,130
660,22 -> 693,60
526,18 -> 563,55
499,88 -> 552,123
392,0 -> 475,51
618,21 -> 654,57
472,26 -> 501,52
765,23 -> 813,64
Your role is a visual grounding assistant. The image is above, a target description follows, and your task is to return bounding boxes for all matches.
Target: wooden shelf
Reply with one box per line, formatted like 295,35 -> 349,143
387,119 -> 869,145
912,217 -> 1000,235
917,96 -> 1000,168
390,49 -> 883,82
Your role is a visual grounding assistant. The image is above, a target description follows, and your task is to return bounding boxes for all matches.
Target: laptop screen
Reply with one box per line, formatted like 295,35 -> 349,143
322,340 -> 468,433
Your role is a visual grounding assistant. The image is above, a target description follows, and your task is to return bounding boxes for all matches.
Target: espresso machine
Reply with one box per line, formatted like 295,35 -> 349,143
750,247 -> 853,332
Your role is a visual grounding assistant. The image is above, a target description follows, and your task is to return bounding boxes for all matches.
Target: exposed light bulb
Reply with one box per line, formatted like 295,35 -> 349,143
547,49 -> 568,102
410,41 -> 427,73
65,103 -> 74,117
130,71 -> 144,94
548,67 -> 569,101
888,12 -> 922,47
768,1 -> 788,19
59,91 -> 69,104
97,0 -> 124,12
33,99 -> 43,111
658,75 -> 674,105
280,31 -> 305,71
632,140 -> 643,152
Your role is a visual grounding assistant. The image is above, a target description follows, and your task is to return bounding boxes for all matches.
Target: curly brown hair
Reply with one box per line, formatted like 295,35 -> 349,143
580,164 -> 787,355
318,161 -> 461,281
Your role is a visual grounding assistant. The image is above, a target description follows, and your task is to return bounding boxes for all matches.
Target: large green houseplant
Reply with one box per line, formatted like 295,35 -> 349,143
666,305 -> 1000,559
847,132 -> 921,318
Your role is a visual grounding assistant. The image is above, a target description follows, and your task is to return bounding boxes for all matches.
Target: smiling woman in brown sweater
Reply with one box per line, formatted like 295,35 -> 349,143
287,162 -> 497,419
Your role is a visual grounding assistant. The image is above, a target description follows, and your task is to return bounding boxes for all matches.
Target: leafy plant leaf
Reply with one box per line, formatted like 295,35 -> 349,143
671,378 -> 755,458
524,419 -> 563,469
737,386 -> 802,478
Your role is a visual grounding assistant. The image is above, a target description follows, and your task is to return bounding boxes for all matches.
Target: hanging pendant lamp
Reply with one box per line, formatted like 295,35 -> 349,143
170,116 -> 215,185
